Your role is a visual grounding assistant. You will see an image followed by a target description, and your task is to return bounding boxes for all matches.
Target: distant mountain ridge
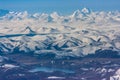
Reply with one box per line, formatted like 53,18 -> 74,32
0,8 -> 120,58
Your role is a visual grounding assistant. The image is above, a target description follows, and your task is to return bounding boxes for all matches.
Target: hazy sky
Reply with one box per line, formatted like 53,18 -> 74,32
0,0 -> 120,14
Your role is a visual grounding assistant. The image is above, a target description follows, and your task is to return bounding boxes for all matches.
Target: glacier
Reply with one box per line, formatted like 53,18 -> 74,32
0,8 -> 120,58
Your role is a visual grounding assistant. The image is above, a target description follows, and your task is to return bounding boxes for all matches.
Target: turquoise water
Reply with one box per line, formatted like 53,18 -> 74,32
29,67 -> 75,73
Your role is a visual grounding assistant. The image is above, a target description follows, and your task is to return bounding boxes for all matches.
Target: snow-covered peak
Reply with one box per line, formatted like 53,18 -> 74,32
115,69 -> 120,75
18,11 -> 28,18
23,26 -> 36,34
50,12 -> 59,18
71,9 -> 81,17
81,8 -> 91,14
110,69 -> 120,80
33,13 -> 41,18
50,12 -> 60,22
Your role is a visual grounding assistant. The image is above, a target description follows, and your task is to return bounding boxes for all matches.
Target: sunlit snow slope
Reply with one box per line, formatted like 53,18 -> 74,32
0,8 -> 120,57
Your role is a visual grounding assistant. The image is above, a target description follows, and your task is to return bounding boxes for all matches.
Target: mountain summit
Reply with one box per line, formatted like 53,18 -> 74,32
81,8 -> 91,14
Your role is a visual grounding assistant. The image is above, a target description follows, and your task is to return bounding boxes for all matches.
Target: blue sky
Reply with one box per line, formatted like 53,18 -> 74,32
0,0 -> 120,14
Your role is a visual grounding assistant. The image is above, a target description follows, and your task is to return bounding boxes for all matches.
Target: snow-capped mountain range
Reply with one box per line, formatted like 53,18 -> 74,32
0,8 -> 120,57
